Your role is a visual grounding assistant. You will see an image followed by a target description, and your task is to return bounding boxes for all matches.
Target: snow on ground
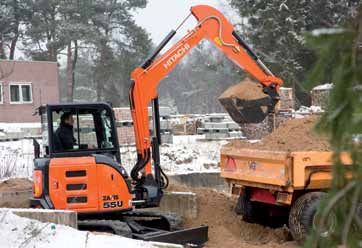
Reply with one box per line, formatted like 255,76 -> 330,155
0,135 -> 226,180
0,210 -> 160,248
0,123 -> 40,133
295,105 -> 323,114
121,135 -> 227,175
291,105 -> 323,119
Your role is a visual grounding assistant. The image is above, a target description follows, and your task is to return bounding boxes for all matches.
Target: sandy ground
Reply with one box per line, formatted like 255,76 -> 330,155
168,183 -> 297,248
0,178 -> 32,208
1,178 -> 297,247
0,178 -> 32,192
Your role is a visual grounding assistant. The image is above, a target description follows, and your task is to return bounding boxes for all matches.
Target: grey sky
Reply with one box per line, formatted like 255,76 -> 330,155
135,1 -> 239,44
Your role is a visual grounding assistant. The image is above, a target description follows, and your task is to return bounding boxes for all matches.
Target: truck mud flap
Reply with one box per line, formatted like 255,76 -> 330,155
133,225 -> 208,246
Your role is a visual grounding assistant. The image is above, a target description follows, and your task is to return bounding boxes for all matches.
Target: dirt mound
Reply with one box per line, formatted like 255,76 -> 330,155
0,178 -> 32,192
228,116 -> 330,151
0,178 -> 32,208
168,182 -> 296,248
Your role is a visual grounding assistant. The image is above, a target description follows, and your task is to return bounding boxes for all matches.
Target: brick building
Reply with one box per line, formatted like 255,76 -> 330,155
0,60 -> 60,123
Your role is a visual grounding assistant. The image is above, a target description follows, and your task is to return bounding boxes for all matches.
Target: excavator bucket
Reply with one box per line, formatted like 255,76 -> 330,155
219,78 -> 277,124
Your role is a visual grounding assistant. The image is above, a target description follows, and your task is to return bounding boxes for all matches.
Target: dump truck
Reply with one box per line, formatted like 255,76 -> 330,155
219,145 -> 353,241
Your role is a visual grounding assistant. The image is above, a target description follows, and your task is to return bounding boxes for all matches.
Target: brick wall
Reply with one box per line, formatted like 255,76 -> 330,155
113,108 -> 135,145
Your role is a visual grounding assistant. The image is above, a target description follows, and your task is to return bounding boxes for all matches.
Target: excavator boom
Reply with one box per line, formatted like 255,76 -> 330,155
129,5 -> 284,200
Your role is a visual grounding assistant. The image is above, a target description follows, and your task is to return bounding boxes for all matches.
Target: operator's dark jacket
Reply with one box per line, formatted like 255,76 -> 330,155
54,123 -> 76,152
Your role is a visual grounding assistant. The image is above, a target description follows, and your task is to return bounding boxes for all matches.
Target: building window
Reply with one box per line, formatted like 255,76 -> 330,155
0,83 -> 3,104
9,83 -> 33,104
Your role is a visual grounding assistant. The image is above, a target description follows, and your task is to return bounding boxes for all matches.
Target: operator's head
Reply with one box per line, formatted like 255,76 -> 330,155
60,112 -> 74,126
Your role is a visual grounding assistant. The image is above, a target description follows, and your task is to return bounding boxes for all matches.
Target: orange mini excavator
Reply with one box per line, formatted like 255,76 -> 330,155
31,5 -> 283,246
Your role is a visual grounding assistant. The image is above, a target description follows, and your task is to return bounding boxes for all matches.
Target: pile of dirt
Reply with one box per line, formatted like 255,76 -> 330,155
168,182 -> 296,248
0,178 -> 32,208
0,178 -> 32,192
227,116 -> 330,151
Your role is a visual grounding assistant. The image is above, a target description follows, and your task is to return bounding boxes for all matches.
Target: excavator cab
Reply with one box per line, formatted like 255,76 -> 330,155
32,103 -> 133,213
37,103 -> 120,161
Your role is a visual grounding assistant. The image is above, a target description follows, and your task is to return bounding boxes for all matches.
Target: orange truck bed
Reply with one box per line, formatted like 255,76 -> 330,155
220,146 -> 352,192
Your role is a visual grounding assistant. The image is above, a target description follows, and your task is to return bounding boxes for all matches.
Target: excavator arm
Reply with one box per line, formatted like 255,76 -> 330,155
129,5 -> 283,206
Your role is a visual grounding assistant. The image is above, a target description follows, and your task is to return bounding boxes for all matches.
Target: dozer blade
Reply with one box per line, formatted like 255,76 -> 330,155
218,77 -> 279,124
133,225 -> 208,246
124,211 -> 208,246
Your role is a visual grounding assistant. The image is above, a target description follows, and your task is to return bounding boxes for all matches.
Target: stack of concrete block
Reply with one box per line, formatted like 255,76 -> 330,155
171,121 -> 199,135
278,87 -> 294,110
147,106 -> 174,117
311,84 -> 332,110
114,107 -> 175,145
197,114 -> 244,140
161,132 -> 173,144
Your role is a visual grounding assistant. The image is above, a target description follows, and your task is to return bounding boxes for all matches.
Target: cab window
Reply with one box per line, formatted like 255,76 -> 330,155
50,108 -> 116,152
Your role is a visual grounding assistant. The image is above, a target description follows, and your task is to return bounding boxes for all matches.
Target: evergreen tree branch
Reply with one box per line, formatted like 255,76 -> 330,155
342,184 -> 361,245
316,181 -> 356,244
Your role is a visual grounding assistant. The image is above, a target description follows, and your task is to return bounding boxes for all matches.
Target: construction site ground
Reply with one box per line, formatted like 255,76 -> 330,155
168,181 -> 296,248
0,115 -> 327,247
0,177 -> 296,248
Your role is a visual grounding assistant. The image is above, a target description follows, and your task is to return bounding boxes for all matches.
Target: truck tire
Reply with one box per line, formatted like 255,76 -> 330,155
288,192 -> 326,242
235,192 -> 270,224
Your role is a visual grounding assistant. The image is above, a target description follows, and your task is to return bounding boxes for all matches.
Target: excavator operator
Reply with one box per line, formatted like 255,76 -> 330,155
54,112 -> 76,152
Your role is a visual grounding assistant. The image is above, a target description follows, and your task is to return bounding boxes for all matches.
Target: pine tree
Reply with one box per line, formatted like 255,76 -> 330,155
0,0 -> 32,59
229,0 -> 358,106
304,7 -> 362,247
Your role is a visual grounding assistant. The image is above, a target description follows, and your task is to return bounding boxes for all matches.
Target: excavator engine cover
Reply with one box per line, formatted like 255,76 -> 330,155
219,78 -> 278,124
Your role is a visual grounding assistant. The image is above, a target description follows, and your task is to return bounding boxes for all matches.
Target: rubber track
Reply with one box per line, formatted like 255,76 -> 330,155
78,219 -> 132,237
124,210 -> 183,230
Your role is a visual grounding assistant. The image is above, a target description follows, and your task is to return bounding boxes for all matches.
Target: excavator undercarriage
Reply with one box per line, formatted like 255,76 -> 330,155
78,211 -> 207,245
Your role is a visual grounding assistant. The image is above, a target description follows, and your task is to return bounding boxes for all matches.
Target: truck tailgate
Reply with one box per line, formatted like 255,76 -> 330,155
220,146 -> 291,187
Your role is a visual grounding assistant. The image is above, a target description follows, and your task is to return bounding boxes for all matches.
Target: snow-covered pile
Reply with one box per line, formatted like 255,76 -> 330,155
0,123 -> 40,134
312,83 -> 333,91
294,105 -> 324,115
0,140 -> 34,179
121,135 -> 227,175
311,28 -> 346,37
0,210 -> 159,248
